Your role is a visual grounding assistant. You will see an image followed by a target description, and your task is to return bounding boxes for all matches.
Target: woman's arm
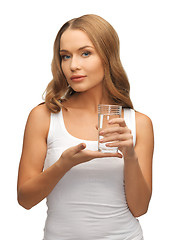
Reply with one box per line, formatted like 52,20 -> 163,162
99,111 -> 154,217
17,104 -> 68,209
124,112 -> 154,217
17,104 -> 122,210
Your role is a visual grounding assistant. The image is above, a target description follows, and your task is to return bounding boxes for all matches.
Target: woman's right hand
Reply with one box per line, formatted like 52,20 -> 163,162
58,143 -> 122,171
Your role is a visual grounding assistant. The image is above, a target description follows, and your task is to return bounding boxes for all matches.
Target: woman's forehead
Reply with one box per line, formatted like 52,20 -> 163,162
60,29 -> 94,51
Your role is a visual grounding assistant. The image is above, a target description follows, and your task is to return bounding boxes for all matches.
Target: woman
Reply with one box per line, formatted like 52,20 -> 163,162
17,14 -> 154,240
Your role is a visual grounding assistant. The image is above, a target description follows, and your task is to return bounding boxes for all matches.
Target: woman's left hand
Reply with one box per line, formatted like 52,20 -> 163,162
99,118 -> 137,160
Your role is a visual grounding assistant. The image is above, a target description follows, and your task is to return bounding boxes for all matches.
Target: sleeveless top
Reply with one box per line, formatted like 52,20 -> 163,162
43,108 -> 143,240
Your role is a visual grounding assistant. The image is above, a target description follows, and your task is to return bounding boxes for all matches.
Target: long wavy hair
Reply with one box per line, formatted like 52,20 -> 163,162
44,14 -> 133,112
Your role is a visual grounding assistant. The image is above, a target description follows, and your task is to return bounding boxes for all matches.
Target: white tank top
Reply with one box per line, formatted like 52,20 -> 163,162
43,108 -> 143,240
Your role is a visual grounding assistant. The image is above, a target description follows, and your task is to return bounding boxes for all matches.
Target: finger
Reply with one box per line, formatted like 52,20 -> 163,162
100,133 -> 131,143
108,118 -> 127,127
72,143 -> 86,154
102,151 -> 122,158
99,126 -> 128,136
94,151 -> 122,158
106,139 -> 132,148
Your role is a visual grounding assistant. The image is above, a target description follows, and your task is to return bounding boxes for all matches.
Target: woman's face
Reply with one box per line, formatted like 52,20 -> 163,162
60,29 -> 104,93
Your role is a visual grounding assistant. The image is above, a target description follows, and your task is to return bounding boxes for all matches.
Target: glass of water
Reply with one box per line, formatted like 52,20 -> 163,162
98,104 -> 122,153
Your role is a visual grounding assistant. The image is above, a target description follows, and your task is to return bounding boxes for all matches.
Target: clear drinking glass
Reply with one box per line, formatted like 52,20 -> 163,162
98,104 -> 122,153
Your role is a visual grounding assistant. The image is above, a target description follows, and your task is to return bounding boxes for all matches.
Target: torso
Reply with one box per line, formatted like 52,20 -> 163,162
43,103 -> 142,239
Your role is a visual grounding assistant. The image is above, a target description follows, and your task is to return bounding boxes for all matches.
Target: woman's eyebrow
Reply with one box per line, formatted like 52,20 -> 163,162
78,45 -> 94,50
59,49 -> 68,53
60,45 -> 94,52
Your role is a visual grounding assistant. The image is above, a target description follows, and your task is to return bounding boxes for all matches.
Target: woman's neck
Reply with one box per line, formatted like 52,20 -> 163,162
64,85 -> 112,113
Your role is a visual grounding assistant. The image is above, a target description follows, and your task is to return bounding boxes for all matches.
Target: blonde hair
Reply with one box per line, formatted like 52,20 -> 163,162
44,14 -> 133,112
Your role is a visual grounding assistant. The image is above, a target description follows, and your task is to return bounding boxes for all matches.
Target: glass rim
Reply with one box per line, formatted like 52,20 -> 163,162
98,104 -> 122,114
98,104 -> 122,107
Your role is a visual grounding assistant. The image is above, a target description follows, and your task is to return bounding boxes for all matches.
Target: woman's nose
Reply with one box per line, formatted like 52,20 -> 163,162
70,56 -> 81,71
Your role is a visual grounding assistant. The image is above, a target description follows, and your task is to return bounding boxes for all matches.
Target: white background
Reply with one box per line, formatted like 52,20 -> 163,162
0,0 -> 180,239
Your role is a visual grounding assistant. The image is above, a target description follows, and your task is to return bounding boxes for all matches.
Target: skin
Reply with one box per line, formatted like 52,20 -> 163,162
17,29 -> 154,218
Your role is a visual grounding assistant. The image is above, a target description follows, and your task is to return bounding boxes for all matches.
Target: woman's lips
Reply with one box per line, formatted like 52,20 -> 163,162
70,75 -> 86,82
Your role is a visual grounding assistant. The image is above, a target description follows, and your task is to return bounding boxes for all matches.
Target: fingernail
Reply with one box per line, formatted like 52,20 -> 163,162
108,120 -> 113,124
99,131 -> 104,135
81,143 -> 86,148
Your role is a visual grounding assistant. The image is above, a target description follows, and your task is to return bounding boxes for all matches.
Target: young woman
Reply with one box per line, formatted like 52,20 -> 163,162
17,14 -> 154,240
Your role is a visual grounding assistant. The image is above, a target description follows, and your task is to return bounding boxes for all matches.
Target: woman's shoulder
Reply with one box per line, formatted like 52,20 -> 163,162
29,103 -> 51,120
135,111 -> 154,141
26,103 -> 51,138
135,111 -> 153,128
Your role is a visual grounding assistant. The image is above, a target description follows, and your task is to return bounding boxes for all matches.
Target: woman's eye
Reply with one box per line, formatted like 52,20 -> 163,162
61,55 -> 71,61
82,51 -> 91,57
